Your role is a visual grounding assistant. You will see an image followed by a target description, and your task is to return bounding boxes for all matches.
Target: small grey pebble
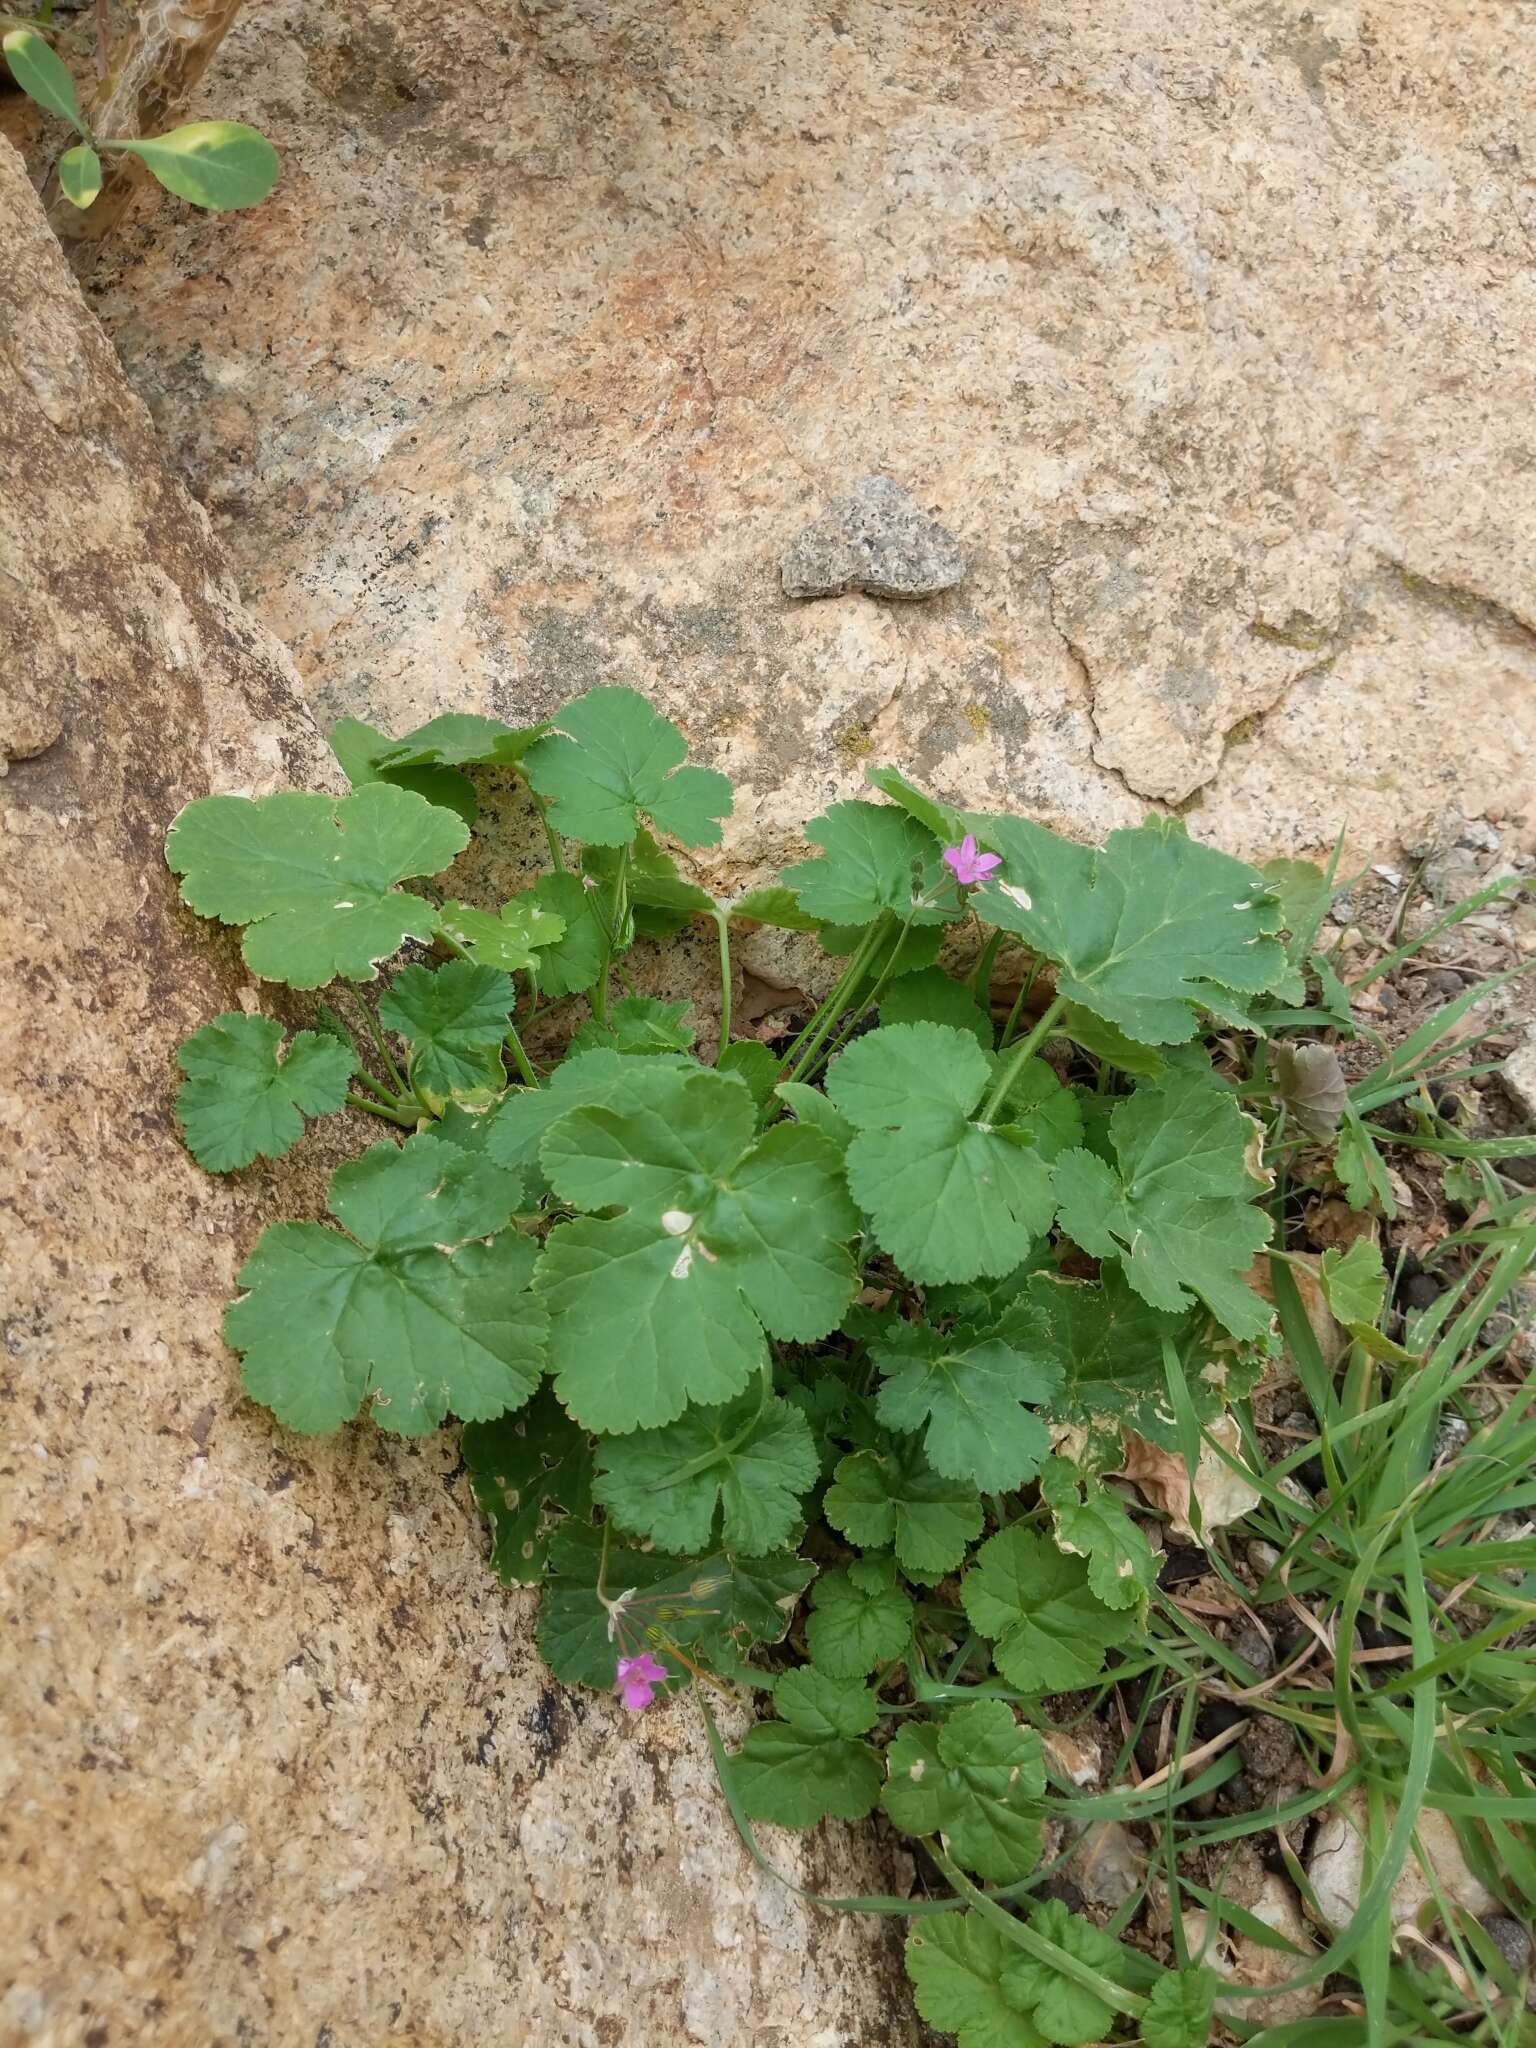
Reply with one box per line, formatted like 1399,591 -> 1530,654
1479,1913 -> 1533,1983
1229,1621 -> 1275,1680
781,475 -> 968,601
1428,968 -> 1468,996
1432,1414 -> 1471,1462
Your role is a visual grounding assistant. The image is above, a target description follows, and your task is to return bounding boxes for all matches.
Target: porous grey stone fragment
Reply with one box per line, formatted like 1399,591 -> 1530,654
780,476 -> 968,600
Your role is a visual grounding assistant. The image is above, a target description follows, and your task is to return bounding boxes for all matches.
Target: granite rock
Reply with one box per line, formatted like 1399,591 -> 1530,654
781,475 -> 968,600
0,139 -> 912,2048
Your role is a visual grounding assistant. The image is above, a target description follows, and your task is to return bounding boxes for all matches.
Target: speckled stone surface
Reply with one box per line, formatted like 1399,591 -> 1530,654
781,477 -> 969,600
73,0 -> 1536,861
0,141 -> 913,2048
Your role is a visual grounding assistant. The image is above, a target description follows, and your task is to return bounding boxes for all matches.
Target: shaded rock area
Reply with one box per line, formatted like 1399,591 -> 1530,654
58,0 -> 1536,864
782,476 -> 969,600
0,142 -> 912,2047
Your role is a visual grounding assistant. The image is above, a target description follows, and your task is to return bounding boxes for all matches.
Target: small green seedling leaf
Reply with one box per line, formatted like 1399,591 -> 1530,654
824,1441 -> 983,1578
1039,1463 -> 1157,1612
594,1391 -> 817,1555
869,1317 -> 1061,1493
1051,1067 -> 1274,1340
106,120 -> 280,211
226,1135 -> 544,1435
729,884 -> 823,932
437,895 -> 566,973
165,782 -> 469,988
970,812 -> 1286,1044
805,1554 -> 913,1677
523,685 -> 731,847
58,142 -> 102,208
827,1023 -> 1058,1284
999,1900 -> 1131,2046
4,30 -> 83,127
536,1062 -> 858,1431
568,996 -> 695,1058
905,1912 -> 1047,2048
1141,1965 -> 1217,2048
716,1039 -> 780,1112
1318,1236 -> 1387,1330
1263,854 -> 1334,1005
883,1699 -> 1046,1883
514,872 -> 608,996
962,1525 -> 1134,1692
378,960 -> 514,1107
1334,1104 -> 1396,1217
175,1012 -> 353,1171
731,1668 -> 883,1827
586,830 -> 716,929
463,1385 -> 593,1582
782,800 -> 957,928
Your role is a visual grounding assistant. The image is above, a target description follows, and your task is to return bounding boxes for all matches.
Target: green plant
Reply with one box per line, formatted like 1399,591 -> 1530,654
165,686 -> 1536,2047
4,26 -> 278,211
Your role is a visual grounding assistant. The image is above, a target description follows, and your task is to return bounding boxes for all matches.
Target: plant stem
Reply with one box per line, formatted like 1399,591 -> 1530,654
591,848 -> 630,1027
997,958 -> 1041,1049
808,908 -> 920,1081
781,918 -> 891,1083
970,928 -> 1003,1004
711,905 -> 732,1062
533,795 -> 568,874
346,1091 -> 417,1128
349,986 -> 408,1095
979,994 -> 1067,1121
504,1028 -> 539,1089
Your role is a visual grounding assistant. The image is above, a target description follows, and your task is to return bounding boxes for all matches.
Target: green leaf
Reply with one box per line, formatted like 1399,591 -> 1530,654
1058,1002 -> 1166,1078
869,1318 -> 1060,1493
999,1900 -> 1128,2046
782,801 -> 957,928
487,1047 -> 690,1177
378,960 -> 513,1108
1319,1237 -> 1387,1331
175,1012 -> 352,1171
822,920 -> 946,977
586,830 -> 716,926
1141,1966 -> 1218,2048
436,895 -> 566,973
1039,1464 -> 1157,1612
328,716 -> 478,823
1050,1068 -> 1274,1340
3,30 -> 83,127
730,884 -> 823,932
594,1391 -> 817,1554
1264,855 -> 1334,1005
371,711 -> 547,770
774,1080 -> 853,1148
717,1039 -> 780,1112
824,1442 -> 983,1578
863,765 -> 968,848
1334,1105 -> 1396,1217
567,996 -> 695,1058
961,1525 -> 1134,1692
731,1669 -> 883,1827
969,812 -> 1286,1044
463,1385 -> 592,1582
827,1024 -> 1057,1284
905,1913 -> 1048,2048
804,1554 -> 913,1677
537,1520 -> 810,1686
1005,1270 -> 1195,1451
536,1063 -> 858,1430
57,142 -> 102,208
165,782 -> 469,989
515,871 -> 608,996
881,966 -> 993,1049
108,121 -> 280,211
882,1699 -> 1046,1882
523,685 -> 731,847
226,1135 -> 545,1436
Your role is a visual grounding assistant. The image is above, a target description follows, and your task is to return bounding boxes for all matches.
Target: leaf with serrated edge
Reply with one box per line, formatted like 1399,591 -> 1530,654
372,711 -> 546,768
1051,1067 -> 1274,1340
905,1914 -> 1048,2048
804,1554 -> 913,1677
1141,1966 -> 1217,2048
824,1442 -> 983,1578
732,1669 -> 882,1827
1319,1237 -> 1387,1330
783,800 -> 958,928
536,1063 -> 858,1430
568,996 -> 695,1058
871,1319 -> 1061,1493
999,1900 -> 1130,2047
1040,1464 -> 1157,1612
594,1391 -> 817,1554
436,896 -> 566,973
379,960 -> 513,1105
961,1525 -> 1133,1692
227,1135 -> 544,1436
523,685 -> 731,847
463,1386 -> 592,1582
968,812 -> 1286,1045
176,1012 -> 352,1170
1003,1270 -> 1193,1450
883,1700 -> 1046,1882
827,1023 -> 1057,1284
165,782 -> 469,989
882,966 -> 993,1049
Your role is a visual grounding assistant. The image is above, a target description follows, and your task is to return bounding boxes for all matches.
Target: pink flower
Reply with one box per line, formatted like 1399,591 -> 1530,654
615,1651 -> 669,1712
943,834 -> 1001,888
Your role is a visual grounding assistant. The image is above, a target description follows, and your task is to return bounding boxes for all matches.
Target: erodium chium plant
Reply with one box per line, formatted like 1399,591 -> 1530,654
165,685 -> 1354,2048
4,27 -> 279,211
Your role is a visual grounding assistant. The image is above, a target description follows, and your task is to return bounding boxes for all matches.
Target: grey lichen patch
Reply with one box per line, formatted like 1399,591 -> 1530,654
781,477 -> 968,601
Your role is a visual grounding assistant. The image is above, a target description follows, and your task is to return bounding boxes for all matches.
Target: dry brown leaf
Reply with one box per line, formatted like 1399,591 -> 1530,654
1120,1414 -> 1261,1539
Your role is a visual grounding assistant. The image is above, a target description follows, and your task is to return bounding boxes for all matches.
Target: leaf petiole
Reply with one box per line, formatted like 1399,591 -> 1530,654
711,904 -> 732,1061
979,994 -> 1067,1121
344,1090 -> 418,1128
